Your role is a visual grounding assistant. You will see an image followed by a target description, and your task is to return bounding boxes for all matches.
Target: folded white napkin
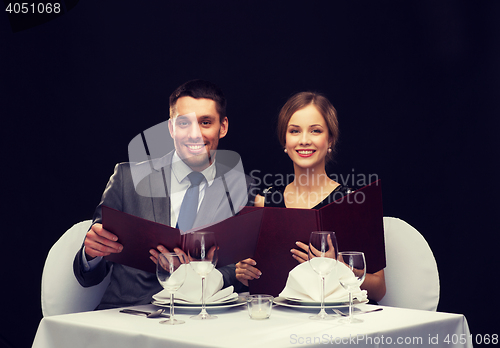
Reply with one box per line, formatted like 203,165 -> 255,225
152,265 -> 237,304
279,261 -> 368,303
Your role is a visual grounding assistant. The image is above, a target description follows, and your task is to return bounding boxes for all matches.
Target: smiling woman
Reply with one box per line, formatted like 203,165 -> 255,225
264,92 -> 342,210
285,105 -> 333,179
277,92 -> 339,164
235,91 -> 386,303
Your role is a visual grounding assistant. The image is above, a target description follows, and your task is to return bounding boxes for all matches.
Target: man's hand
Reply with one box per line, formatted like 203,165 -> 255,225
235,258 -> 261,286
149,245 -> 188,265
84,223 -> 123,259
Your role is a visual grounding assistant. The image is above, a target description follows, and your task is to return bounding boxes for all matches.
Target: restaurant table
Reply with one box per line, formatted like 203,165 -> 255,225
32,302 -> 472,348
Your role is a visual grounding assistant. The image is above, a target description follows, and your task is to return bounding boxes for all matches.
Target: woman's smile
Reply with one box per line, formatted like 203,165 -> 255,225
296,149 -> 316,157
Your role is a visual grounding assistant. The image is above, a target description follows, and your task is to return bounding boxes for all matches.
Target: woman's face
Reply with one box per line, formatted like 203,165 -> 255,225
285,104 -> 331,171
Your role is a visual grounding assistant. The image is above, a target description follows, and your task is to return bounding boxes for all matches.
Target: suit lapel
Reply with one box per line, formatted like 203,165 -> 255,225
149,152 -> 174,225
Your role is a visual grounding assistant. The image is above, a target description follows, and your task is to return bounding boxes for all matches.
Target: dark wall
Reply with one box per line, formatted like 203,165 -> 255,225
1,1 -> 498,347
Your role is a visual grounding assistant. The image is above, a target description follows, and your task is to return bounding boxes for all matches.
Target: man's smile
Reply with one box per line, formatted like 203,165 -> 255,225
185,143 -> 207,154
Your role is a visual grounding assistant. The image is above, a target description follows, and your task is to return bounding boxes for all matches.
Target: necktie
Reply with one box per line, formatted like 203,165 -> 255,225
177,171 -> 205,232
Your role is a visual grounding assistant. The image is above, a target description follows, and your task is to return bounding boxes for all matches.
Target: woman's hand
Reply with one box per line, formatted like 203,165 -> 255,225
293,234 -> 336,263
290,241 -> 309,263
235,258 -> 261,286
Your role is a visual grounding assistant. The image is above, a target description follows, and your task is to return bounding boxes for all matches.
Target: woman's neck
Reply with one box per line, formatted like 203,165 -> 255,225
284,164 -> 339,209
291,166 -> 331,192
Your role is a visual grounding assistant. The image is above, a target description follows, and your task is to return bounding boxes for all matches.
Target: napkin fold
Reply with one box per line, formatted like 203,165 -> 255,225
152,265 -> 237,304
279,261 -> 368,303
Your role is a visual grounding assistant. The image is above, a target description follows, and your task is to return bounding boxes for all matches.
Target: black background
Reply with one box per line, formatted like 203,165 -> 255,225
1,1 -> 499,347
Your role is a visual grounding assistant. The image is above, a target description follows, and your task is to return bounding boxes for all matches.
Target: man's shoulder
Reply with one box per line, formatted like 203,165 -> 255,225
115,151 -> 175,174
109,152 -> 174,191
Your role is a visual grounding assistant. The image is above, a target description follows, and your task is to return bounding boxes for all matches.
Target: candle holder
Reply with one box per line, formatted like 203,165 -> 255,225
246,294 -> 274,320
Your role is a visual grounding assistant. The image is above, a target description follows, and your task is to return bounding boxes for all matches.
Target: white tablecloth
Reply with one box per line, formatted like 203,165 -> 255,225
32,303 -> 472,348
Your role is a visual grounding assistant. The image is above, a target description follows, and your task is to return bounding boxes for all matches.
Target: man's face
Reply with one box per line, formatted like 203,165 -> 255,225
169,96 -> 228,171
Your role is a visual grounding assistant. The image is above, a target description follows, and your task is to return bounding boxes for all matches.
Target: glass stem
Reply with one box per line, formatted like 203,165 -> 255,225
170,293 -> 174,323
320,276 -> 326,317
201,276 -> 207,315
348,291 -> 353,322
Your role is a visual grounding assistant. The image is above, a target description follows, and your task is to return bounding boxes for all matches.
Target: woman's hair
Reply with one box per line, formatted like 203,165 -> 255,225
277,91 -> 339,161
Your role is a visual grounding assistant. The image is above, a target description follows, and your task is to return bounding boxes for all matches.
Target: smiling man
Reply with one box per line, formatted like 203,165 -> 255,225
73,80 -> 254,309
169,96 -> 228,172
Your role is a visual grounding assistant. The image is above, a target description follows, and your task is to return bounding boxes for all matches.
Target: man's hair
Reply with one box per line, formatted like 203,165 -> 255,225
169,79 -> 227,122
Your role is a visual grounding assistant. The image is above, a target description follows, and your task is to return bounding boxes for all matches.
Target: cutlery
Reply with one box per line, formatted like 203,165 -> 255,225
333,307 -> 383,316
120,309 -> 167,318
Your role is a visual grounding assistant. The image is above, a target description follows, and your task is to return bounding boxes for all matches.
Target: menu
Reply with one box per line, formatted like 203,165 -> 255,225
102,205 -> 264,274
249,180 -> 385,296
103,180 -> 385,296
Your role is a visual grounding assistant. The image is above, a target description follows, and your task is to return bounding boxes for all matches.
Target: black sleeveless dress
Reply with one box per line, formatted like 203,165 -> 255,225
261,184 -> 353,208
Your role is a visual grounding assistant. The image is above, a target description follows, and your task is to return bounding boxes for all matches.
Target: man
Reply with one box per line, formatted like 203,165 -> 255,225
74,79 -> 253,309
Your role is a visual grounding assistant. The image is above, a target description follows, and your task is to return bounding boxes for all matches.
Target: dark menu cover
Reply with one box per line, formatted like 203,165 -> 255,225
103,206 -> 264,274
249,180 -> 385,296
103,180 -> 385,295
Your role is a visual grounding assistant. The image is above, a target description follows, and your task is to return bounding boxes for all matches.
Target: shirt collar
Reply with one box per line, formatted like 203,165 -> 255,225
171,151 -> 216,186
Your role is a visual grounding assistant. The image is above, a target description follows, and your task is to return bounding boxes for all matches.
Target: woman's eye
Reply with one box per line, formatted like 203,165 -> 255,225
289,129 -> 299,134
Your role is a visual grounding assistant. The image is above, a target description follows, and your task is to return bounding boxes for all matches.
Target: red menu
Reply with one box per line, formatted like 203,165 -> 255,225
103,206 -> 264,274
249,180 -> 385,296
103,180 -> 385,297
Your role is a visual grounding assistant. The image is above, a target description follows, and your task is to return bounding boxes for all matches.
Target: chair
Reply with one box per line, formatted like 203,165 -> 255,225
378,217 -> 440,311
41,220 -> 112,316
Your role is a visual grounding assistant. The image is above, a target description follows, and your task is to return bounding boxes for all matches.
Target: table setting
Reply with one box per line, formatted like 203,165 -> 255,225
151,267 -> 245,310
147,231 -> 371,322
32,230 -> 473,348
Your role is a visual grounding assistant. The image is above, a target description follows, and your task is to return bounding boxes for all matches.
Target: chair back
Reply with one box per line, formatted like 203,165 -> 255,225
41,220 -> 112,316
378,217 -> 440,311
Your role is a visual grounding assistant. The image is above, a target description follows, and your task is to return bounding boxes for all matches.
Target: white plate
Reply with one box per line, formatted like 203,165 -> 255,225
173,292 -> 239,305
152,296 -> 246,309
273,296 -> 368,309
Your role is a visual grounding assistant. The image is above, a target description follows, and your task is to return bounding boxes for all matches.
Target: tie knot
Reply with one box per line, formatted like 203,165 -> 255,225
187,171 -> 204,187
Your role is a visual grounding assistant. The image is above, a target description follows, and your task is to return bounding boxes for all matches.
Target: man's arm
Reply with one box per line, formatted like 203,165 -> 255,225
73,163 -> 126,287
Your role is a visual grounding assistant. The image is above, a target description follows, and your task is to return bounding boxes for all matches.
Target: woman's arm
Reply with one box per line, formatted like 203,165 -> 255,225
254,193 -> 265,207
360,269 -> 386,302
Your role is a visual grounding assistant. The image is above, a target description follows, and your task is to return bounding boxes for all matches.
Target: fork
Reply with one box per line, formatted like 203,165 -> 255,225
333,308 -> 383,316
120,309 -> 167,318
332,308 -> 347,316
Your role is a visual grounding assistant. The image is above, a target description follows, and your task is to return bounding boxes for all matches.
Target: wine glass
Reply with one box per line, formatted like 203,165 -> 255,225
338,251 -> 366,324
308,231 -> 338,320
156,252 -> 187,325
185,231 -> 218,320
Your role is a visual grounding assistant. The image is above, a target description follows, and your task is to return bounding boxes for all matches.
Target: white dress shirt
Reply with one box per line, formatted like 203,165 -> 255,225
169,151 -> 216,227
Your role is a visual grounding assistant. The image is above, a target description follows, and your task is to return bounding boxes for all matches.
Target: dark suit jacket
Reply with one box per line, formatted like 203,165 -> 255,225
74,151 -> 255,309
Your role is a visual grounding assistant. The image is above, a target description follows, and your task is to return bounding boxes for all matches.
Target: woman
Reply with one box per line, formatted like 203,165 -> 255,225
236,92 -> 386,302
